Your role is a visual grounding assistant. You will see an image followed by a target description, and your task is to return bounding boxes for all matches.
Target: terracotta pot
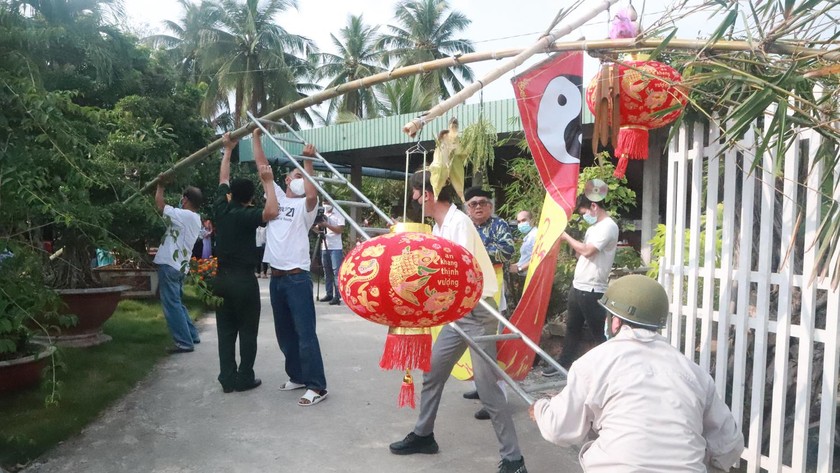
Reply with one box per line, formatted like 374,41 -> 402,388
50,285 -> 130,347
0,344 -> 56,393
93,267 -> 159,299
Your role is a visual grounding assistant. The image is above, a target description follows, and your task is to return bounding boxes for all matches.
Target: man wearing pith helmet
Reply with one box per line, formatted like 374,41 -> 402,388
530,275 -> 745,472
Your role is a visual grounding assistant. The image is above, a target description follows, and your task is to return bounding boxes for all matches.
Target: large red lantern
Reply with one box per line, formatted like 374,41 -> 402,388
338,224 -> 483,407
585,59 -> 687,178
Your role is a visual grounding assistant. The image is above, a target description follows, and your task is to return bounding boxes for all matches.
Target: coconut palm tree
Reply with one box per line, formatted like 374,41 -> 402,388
377,75 -> 437,116
378,0 -> 475,99
199,0 -> 318,128
144,0 -> 219,86
316,14 -> 384,123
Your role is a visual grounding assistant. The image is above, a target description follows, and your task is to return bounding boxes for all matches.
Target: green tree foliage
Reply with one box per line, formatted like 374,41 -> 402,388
179,0 -> 318,128
377,0 -> 475,99
1,2 -> 213,289
376,75 -> 437,116
316,14 -> 384,123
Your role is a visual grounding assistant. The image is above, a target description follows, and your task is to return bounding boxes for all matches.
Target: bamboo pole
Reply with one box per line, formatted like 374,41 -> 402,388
123,37 -> 840,204
402,0 -> 620,138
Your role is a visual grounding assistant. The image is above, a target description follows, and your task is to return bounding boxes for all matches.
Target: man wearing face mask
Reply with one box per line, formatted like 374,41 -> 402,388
389,171 -> 528,473
542,194 -> 618,377
259,140 -> 329,407
316,203 -> 345,305
530,275 -> 744,472
509,211 -> 538,276
154,177 -> 203,354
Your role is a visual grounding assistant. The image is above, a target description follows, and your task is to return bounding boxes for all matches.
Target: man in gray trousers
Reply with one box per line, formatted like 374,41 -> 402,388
388,171 -> 527,473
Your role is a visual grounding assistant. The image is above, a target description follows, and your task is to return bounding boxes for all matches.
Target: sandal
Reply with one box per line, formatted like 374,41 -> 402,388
298,389 -> 328,407
279,381 -> 306,391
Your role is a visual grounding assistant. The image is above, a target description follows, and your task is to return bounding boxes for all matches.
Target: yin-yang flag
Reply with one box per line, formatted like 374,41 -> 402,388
511,51 -> 583,215
495,52 -> 582,381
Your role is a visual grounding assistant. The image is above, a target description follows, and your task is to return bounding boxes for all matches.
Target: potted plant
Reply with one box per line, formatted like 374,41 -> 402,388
0,244 -> 67,394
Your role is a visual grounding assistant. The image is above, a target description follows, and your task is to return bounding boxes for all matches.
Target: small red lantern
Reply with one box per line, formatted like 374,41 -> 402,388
586,59 -> 687,178
338,224 -> 483,407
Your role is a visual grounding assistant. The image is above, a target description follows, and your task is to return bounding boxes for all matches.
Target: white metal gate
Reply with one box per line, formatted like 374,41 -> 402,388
659,119 -> 839,472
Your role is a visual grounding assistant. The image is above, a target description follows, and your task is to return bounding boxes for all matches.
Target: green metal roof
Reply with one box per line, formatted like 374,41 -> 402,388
240,98 -> 594,162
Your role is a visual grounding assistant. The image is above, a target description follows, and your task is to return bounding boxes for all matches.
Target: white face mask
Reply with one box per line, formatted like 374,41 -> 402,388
323,205 -> 333,213
289,178 -> 305,196
582,211 -> 597,225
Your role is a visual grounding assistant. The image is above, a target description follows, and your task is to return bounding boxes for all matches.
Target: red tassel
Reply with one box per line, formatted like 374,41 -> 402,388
379,327 -> 432,372
615,126 -> 649,161
398,371 -> 416,409
614,157 -> 629,179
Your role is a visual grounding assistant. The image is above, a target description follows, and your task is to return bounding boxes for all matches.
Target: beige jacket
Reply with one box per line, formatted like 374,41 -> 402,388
533,326 -> 744,472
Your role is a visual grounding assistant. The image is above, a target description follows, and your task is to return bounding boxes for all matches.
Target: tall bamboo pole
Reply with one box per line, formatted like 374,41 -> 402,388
402,0 -> 619,137
123,37 -> 839,204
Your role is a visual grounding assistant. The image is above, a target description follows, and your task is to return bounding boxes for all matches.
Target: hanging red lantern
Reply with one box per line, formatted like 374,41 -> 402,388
338,223 -> 484,407
585,59 -> 687,178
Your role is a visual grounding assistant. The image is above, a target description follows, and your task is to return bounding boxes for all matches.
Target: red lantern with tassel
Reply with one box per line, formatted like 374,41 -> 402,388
585,59 -> 687,178
338,223 -> 483,407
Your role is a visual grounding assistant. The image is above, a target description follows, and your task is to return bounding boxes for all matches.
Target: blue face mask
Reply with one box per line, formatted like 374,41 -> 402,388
517,222 -> 532,234
582,212 -> 597,225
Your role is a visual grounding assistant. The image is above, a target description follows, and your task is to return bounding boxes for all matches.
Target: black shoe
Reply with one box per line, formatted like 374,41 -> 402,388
318,295 -> 332,302
329,298 -> 341,305
474,407 -> 490,420
498,456 -> 527,473
541,364 -> 565,377
389,432 -> 439,455
167,346 -> 195,354
222,385 -> 234,393
463,390 -> 480,400
235,378 -> 262,392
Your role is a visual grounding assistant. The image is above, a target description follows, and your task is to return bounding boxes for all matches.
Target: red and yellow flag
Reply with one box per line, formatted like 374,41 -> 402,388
497,52 -> 583,379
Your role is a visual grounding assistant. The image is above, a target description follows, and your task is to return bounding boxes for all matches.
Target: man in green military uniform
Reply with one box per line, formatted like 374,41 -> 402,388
211,129 -> 279,393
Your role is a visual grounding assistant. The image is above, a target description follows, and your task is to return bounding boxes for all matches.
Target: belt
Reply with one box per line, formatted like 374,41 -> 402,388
271,268 -> 304,277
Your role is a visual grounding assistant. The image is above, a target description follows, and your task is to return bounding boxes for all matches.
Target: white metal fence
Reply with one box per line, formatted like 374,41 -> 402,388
659,119 -> 839,472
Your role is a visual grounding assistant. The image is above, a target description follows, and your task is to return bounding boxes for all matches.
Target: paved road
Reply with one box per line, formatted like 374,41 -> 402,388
24,278 -> 582,473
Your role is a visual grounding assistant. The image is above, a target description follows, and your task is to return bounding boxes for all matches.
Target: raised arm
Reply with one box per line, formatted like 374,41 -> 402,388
302,143 -> 318,212
219,132 -> 236,185
259,165 -> 279,222
155,174 -> 166,214
253,128 -> 269,168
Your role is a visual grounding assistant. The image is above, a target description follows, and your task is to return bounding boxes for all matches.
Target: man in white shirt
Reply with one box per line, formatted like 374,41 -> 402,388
316,204 -> 345,305
531,275 -> 744,472
258,142 -> 328,407
543,194 -> 618,376
153,181 -> 203,354
389,171 -> 527,473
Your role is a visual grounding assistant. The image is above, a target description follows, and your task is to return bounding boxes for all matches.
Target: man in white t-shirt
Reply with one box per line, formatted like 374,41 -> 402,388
389,171 -> 528,473
316,204 -> 345,305
543,194 -> 619,377
259,142 -> 328,407
153,180 -> 203,354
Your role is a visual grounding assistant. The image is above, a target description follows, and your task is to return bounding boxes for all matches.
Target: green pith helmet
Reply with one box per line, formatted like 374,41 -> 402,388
599,275 -> 669,328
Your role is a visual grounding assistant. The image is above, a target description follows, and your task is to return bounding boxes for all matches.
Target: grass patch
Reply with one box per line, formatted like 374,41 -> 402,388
0,289 -> 206,471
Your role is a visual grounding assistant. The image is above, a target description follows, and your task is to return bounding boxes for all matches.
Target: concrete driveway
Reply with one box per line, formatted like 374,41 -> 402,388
24,278 -> 582,473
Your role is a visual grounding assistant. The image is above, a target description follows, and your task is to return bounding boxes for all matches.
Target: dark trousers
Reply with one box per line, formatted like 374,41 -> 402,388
212,265 -> 261,390
269,271 -> 327,392
255,246 -> 268,275
558,286 -> 607,367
